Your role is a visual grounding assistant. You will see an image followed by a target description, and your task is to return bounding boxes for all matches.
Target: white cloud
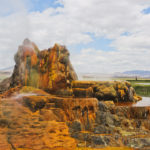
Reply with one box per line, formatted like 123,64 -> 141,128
0,0 -> 28,16
0,0 -> 150,73
71,47 -> 150,74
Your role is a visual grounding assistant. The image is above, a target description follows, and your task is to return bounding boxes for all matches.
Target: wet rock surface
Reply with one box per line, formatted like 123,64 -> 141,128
0,39 -> 141,103
1,39 -> 78,93
0,86 -> 150,149
0,39 -> 148,150
72,81 -> 141,102
0,89 -> 77,150
70,102 -> 150,149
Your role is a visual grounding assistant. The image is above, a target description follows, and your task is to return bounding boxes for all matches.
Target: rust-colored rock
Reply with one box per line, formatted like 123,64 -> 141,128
72,81 -> 141,102
0,89 -> 77,150
0,39 -> 141,103
0,86 -> 150,149
8,39 -> 78,93
0,39 -> 147,150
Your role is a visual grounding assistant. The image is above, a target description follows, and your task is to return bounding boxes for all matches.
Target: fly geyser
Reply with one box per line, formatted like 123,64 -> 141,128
11,39 -> 78,93
0,39 -> 141,102
1,39 -> 150,150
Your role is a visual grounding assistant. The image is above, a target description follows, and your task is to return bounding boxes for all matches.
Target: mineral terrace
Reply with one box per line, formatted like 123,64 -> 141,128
0,39 -> 150,150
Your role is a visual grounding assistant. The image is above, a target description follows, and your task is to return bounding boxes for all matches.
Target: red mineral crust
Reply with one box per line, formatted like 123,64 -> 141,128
10,39 -> 78,93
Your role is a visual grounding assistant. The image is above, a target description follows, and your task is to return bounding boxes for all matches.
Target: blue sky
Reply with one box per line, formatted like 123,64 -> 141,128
29,0 -> 63,12
1,0 -> 150,73
69,34 -> 115,55
142,7 -> 150,14
29,0 -> 115,54
29,1 -> 115,53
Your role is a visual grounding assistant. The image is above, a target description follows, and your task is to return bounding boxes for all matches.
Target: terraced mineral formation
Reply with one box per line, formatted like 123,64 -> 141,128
72,81 -> 141,102
0,86 -> 150,150
0,39 -> 147,150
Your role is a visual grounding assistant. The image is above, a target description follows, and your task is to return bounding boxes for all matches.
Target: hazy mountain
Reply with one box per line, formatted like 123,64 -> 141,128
112,70 -> 150,78
0,66 -> 13,82
0,66 -> 14,72
123,70 -> 150,76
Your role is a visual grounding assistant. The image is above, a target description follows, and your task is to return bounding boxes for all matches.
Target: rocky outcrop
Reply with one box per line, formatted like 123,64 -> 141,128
72,81 -> 141,102
0,39 -> 141,102
69,100 -> 150,149
9,39 -> 78,93
0,39 -> 147,149
0,92 -> 77,150
0,87 -> 149,149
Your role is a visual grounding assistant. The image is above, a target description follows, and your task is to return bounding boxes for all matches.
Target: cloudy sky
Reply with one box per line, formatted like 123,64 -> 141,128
0,0 -> 150,73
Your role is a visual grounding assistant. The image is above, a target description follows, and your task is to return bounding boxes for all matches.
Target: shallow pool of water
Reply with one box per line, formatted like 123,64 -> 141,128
136,83 -> 150,85
115,97 -> 150,107
133,97 -> 150,107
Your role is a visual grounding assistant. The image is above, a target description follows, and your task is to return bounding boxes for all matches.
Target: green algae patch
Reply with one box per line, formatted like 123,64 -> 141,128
19,86 -> 49,95
27,69 -> 39,88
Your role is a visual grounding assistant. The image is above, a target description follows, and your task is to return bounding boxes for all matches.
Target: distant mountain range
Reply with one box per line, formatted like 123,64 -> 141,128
123,70 -> 150,75
114,70 -> 150,78
0,66 -> 13,80
0,66 -> 14,73
79,70 -> 150,80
